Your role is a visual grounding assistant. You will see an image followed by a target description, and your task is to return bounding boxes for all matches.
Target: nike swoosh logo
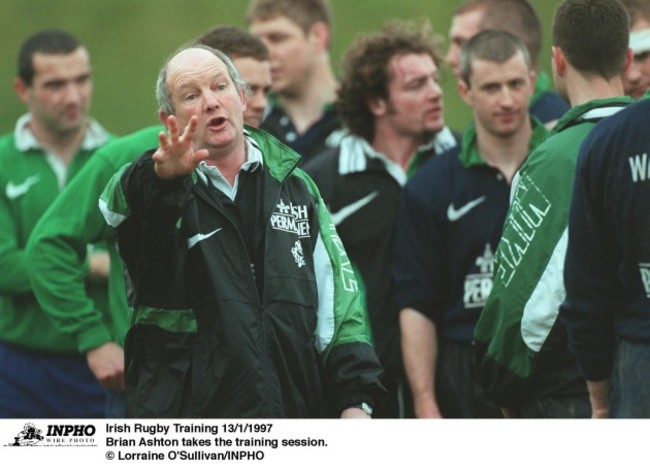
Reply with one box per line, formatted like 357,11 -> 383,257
447,196 -> 486,222
330,191 -> 379,226
187,228 -> 223,249
6,175 -> 41,200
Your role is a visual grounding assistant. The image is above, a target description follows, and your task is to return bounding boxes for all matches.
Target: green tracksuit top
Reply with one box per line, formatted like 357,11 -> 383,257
26,125 -> 162,353
474,97 -> 634,406
0,116 -> 111,353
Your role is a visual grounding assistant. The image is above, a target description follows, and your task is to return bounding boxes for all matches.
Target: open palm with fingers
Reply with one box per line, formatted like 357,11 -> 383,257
153,115 -> 209,179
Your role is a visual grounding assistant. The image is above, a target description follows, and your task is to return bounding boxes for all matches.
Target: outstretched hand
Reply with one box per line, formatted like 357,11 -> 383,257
153,115 -> 210,179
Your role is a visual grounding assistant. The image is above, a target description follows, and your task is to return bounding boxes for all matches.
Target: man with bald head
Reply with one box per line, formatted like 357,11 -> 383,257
100,44 -> 386,418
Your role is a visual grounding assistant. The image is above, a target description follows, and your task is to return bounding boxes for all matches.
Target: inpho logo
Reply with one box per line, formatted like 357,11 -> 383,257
5,423 -> 97,447
47,425 -> 96,437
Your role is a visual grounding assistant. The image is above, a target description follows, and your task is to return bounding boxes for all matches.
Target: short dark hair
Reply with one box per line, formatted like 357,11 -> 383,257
454,0 -> 542,67
552,0 -> 630,78
196,25 -> 268,61
17,29 -> 83,86
246,0 -> 331,33
336,20 -> 442,141
460,29 -> 531,86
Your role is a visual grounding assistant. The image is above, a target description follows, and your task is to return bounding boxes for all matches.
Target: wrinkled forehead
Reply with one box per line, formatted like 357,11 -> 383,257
388,52 -> 438,81
166,48 -> 229,83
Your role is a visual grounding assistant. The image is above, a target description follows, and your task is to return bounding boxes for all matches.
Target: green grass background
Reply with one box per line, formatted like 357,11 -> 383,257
0,0 -> 563,136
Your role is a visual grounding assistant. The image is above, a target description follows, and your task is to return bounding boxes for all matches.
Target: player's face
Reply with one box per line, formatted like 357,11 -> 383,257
377,53 -> 445,140
250,16 -> 318,97
164,48 -> 246,156
624,51 -> 650,99
624,18 -> 650,100
460,51 -> 535,139
446,9 -> 483,79
233,56 -> 272,127
16,47 -> 93,136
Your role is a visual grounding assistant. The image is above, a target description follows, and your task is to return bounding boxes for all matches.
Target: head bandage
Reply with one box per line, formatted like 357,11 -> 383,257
630,28 -> 650,55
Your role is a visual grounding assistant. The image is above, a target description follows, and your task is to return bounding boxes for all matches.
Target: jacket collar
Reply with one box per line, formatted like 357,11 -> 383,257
337,126 -> 458,185
245,125 -> 301,183
551,96 -> 634,134
459,117 -> 549,168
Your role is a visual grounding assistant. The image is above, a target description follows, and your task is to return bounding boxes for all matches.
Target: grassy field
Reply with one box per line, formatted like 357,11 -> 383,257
0,0 -> 562,135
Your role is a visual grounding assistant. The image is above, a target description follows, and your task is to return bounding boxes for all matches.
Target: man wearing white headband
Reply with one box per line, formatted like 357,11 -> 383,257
622,0 -> 650,99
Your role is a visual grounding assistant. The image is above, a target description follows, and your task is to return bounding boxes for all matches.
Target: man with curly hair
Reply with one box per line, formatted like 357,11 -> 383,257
304,20 -> 458,417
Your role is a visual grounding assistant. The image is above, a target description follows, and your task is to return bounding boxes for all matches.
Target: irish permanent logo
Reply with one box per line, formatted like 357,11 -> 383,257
464,243 -> 495,308
6,423 -> 97,447
271,199 -> 311,238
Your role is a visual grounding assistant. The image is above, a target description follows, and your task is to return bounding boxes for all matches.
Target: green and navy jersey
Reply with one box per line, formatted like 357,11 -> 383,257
562,98 -> 650,381
26,125 -> 162,352
304,129 -> 458,381
99,127 -> 386,417
474,97 -> 633,406
394,119 -> 548,343
0,115 -> 111,353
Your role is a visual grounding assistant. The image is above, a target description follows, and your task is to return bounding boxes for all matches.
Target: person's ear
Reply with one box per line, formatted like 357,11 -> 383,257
458,79 -> 472,106
528,69 -> 537,95
13,77 -> 29,104
239,87 -> 248,113
158,109 -> 169,127
367,96 -> 387,117
552,46 -> 566,77
309,21 -> 331,51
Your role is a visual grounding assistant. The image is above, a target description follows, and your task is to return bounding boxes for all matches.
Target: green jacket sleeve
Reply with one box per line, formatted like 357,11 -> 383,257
0,187 -> 32,295
296,168 -> 387,412
27,126 -> 161,353
26,155 -> 121,352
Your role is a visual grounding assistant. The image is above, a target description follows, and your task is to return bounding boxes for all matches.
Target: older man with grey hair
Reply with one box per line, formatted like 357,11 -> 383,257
99,44 -> 386,418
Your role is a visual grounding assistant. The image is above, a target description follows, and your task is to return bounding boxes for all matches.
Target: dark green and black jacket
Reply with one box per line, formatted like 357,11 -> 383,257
100,127 -> 385,418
